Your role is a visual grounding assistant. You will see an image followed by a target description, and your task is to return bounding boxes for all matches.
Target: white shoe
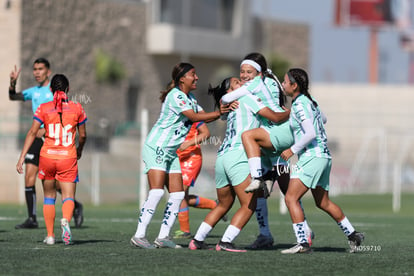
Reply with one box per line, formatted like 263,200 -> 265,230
281,243 -> 311,254
43,236 -> 55,245
245,178 -> 263,193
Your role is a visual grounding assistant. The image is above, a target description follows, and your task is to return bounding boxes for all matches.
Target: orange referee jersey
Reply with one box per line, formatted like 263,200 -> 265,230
34,100 -> 87,160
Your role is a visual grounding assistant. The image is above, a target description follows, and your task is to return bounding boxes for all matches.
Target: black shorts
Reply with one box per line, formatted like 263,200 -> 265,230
24,137 -> 44,166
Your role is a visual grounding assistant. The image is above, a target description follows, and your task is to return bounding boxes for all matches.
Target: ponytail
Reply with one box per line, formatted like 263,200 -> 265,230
288,68 -> 317,108
208,77 -> 232,109
50,74 -> 70,126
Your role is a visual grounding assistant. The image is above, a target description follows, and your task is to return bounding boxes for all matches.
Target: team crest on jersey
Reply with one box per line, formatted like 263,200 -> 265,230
178,100 -> 186,107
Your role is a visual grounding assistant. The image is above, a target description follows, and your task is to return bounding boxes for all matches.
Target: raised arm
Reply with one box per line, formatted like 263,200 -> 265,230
221,85 -> 250,104
9,65 -> 24,101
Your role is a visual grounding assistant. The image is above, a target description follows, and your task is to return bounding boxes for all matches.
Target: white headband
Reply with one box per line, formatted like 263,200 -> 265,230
240,60 -> 261,72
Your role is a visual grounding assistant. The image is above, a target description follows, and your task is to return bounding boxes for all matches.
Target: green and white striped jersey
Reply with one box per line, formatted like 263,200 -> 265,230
290,94 -> 331,158
145,87 -> 202,155
218,93 -> 265,156
262,76 -> 284,112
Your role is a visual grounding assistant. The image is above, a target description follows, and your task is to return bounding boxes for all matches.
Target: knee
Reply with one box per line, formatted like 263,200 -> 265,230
241,131 -> 253,144
314,197 -> 330,210
284,194 -> 297,208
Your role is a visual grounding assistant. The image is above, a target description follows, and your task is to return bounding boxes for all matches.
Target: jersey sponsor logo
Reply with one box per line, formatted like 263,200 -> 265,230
47,149 -> 69,156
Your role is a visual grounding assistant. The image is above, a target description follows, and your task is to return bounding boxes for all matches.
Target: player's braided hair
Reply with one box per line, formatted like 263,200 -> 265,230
51,74 -> 69,126
243,52 -> 286,107
287,68 -> 318,108
208,77 -> 232,109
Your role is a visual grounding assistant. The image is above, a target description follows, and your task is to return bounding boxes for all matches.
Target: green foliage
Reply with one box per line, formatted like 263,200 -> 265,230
95,49 -> 126,83
268,53 -> 290,79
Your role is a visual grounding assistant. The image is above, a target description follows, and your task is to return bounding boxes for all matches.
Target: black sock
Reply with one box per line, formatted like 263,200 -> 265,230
74,200 -> 82,209
25,186 -> 36,220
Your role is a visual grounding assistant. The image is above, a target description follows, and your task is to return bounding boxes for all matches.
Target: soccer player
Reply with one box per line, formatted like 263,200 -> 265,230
280,68 -> 364,254
9,58 -> 84,229
174,122 -> 221,239
189,76 -> 289,252
222,53 -> 314,249
130,63 -> 222,249
16,74 -> 87,245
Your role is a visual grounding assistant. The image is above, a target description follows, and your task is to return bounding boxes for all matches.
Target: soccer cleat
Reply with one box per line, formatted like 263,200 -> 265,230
215,241 -> 247,252
154,237 -> 182,249
348,231 -> 365,253
246,234 -> 274,250
61,218 -> 73,245
281,243 -> 312,254
43,236 -> 55,245
174,230 -> 192,239
15,217 -> 38,229
306,226 -> 315,246
73,203 -> 84,228
130,236 -> 155,249
245,177 -> 264,193
188,239 -> 210,250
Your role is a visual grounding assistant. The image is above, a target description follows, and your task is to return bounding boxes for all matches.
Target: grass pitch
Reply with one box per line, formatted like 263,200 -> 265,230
1,193 -> 413,275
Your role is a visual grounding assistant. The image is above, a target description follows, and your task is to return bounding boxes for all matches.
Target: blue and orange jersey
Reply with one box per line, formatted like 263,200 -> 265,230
34,100 -> 87,159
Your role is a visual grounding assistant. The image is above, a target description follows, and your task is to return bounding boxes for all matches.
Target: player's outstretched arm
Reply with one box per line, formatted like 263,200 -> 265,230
9,65 -> 24,101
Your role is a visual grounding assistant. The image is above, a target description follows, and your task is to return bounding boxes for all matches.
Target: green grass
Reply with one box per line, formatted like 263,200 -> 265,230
1,194 -> 413,276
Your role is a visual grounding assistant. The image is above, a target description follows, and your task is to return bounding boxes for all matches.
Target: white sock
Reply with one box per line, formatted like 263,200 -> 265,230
248,157 -> 262,178
221,224 -> 241,243
134,189 -> 164,238
337,217 -> 355,236
256,197 -> 272,237
194,221 -> 213,241
158,191 -> 185,239
292,222 -> 307,244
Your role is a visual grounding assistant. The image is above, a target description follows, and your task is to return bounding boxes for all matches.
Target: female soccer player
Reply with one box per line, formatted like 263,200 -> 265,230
130,62 -> 222,249
223,53 -> 314,249
16,74 -> 87,245
280,68 -> 364,254
189,76 -> 288,252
